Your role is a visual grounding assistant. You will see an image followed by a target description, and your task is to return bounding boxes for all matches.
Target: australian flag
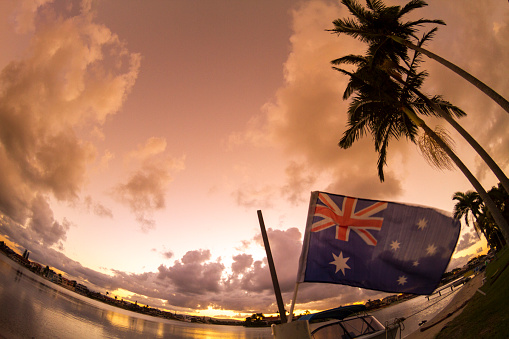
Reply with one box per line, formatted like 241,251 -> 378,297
296,192 -> 461,295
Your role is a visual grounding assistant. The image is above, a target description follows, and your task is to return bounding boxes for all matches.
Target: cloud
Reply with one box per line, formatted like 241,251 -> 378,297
113,163 -> 170,231
162,251 -> 174,260
231,253 -> 254,276
26,194 -> 71,249
455,231 -> 480,252
12,0 -> 53,34
446,254 -> 471,271
232,185 -> 276,210
416,1 -> 509,181
0,221 -> 410,313
0,215 -> 119,293
112,140 -> 185,232
281,161 -> 317,205
1,195 -> 71,251
0,1 -> 140,241
232,0 -> 405,204
157,250 -> 224,297
126,137 -> 168,162
83,196 -> 113,218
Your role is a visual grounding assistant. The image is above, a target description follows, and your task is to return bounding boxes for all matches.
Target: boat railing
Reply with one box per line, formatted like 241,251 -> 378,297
310,314 -> 388,339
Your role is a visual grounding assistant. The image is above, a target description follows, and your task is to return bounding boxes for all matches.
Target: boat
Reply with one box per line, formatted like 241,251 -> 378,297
272,305 -> 402,339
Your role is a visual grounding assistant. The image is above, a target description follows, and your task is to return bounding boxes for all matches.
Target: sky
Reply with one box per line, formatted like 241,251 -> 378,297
0,0 -> 508,319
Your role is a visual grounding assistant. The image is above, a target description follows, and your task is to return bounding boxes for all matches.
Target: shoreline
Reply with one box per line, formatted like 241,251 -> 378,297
405,273 -> 485,338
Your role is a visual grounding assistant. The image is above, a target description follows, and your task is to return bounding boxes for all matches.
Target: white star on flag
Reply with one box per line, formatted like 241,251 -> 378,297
390,240 -> 400,251
413,260 -> 419,267
397,276 -> 407,285
330,252 -> 350,275
417,218 -> 428,230
426,244 -> 437,256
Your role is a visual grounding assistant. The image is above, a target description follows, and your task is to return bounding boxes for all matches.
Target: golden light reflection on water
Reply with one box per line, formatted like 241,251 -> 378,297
156,321 -> 165,338
104,309 -> 145,333
176,326 -> 261,339
0,255 -> 272,338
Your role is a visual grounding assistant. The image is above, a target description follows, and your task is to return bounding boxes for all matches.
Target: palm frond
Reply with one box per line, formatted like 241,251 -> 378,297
399,0 -> 428,17
342,0 -> 372,26
417,125 -> 455,170
331,54 -> 366,66
366,0 -> 386,12
401,19 -> 445,35
430,96 -> 466,118
332,67 -> 360,100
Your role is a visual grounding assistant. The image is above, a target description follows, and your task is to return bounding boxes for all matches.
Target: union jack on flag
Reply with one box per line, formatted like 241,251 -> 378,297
311,193 -> 388,246
297,191 -> 460,295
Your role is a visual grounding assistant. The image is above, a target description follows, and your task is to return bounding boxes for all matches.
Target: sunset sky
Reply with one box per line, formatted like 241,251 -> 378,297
0,0 -> 508,319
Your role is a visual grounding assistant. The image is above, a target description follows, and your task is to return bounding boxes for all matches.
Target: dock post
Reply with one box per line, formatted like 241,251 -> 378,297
258,210 -> 287,323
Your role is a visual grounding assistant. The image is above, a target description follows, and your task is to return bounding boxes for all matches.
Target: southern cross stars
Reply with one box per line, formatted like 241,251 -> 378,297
330,251 -> 350,275
397,276 -> 407,285
390,240 -> 400,251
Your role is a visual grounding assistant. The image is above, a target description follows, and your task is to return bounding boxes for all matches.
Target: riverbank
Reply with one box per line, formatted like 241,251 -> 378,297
405,273 -> 484,339
406,247 -> 509,338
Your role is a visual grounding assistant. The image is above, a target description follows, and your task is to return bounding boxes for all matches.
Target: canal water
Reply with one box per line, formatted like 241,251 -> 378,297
0,254 -> 459,338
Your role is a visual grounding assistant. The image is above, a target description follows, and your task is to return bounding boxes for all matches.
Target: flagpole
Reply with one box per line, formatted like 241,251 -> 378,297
287,282 -> 300,322
257,210 -> 287,323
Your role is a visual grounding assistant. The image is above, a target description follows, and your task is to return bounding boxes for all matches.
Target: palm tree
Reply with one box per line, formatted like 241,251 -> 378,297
452,191 -> 483,236
477,205 -> 504,250
334,53 -> 509,244
379,31 -> 509,194
330,0 -> 509,114
454,185 -> 508,250
330,1 -> 509,193
334,26 -> 509,191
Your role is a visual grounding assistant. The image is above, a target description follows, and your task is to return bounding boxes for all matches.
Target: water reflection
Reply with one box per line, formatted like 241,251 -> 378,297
0,255 -> 272,338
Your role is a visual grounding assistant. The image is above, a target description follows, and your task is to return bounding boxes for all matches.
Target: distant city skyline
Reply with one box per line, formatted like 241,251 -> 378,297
0,0 -> 507,319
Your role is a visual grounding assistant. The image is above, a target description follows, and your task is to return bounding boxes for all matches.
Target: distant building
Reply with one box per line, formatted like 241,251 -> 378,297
76,283 -> 89,295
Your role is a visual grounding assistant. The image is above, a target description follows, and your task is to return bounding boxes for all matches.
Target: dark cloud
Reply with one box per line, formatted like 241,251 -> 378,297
1,196 -> 69,251
231,253 -> 254,275
158,249 -> 224,296
26,195 -> 71,250
455,231 -> 480,252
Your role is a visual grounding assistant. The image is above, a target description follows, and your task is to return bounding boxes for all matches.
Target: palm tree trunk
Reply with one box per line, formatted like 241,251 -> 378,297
403,108 -> 509,245
439,113 -> 509,194
390,74 -> 509,194
389,35 -> 509,115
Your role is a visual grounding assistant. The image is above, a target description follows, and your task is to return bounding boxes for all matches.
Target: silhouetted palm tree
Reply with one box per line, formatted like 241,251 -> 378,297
331,2 -> 509,194
477,206 -> 504,250
454,184 -> 508,250
330,0 -> 509,114
381,30 -> 509,194
453,191 -> 482,237
333,52 -> 509,243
